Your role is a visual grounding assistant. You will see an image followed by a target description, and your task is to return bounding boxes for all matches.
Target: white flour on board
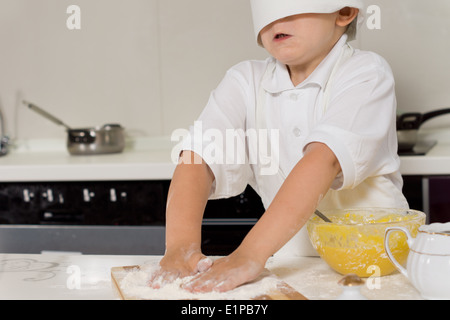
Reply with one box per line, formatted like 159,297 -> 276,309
119,263 -> 281,300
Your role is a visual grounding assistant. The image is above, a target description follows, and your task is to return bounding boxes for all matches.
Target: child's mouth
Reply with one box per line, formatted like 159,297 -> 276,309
274,33 -> 292,41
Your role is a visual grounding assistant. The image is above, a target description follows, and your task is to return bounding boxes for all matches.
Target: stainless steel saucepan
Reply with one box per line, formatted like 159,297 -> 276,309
24,101 -> 125,155
397,108 -> 450,152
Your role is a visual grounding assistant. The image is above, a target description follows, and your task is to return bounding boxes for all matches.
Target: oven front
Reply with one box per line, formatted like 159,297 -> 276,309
0,181 -> 264,255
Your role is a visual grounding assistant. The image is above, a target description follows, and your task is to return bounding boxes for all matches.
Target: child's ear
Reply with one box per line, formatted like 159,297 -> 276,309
336,7 -> 359,27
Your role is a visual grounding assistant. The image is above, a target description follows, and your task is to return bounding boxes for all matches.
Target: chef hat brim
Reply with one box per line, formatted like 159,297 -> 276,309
251,0 -> 365,45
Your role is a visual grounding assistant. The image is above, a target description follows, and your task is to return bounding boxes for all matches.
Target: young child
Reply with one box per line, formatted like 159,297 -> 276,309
150,0 -> 408,293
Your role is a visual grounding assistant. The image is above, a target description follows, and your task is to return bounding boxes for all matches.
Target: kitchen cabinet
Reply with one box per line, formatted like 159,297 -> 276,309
0,134 -> 268,256
402,176 -> 425,215
201,186 -> 265,255
403,175 -> 450,223
0,181 -> 169,255
399,129 -> 450,223
426,176 -> 450,223
0,181 -> 168,226
0,179 -> 264,255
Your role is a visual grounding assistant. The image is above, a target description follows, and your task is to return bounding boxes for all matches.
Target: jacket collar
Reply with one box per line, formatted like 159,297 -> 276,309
262,34 -> 348,93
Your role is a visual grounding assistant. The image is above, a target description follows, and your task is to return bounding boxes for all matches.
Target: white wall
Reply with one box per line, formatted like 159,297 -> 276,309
157,0 -> 267,134
358,0 -> 450,128
0,0 -> 162,139
0,0 -> 449,141
0,0 -> 266,141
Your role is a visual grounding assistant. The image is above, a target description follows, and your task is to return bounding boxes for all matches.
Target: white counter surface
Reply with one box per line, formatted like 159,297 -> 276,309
398,130 -> 450,175
1,129 -> 450,182
0,137 -> 177,182
0,253 -> 422,300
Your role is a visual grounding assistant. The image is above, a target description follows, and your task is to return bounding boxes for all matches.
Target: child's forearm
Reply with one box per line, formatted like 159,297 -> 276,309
165,151 -> 214,252
237,142 -> 341,263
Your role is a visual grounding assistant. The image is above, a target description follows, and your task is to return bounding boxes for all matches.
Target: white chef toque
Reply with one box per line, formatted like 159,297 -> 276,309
250,0 -> 365,46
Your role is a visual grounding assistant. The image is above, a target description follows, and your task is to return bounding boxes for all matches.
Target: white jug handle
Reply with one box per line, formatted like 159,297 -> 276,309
384,227 -> 414,278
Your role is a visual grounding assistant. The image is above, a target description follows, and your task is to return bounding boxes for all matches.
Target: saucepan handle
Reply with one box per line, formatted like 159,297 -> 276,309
396,113 -> 422,130
384,227 -> 413,277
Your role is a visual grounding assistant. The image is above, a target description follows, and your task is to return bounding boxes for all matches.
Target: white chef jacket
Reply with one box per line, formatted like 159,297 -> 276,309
182,34 -> 408,256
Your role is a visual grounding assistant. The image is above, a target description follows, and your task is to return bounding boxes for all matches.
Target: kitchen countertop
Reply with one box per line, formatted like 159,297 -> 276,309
0,253 -> 422,300
398,128 -> 450,175
2,128 -> 450,182
0,137 -> 178,182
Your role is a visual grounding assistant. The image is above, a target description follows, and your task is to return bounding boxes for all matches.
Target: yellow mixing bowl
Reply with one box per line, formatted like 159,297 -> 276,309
307,208 -> 426,277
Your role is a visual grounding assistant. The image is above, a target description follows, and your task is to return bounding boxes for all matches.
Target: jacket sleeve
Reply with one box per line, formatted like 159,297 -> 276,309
302,52 -> 400,190
181,63 -> 255,199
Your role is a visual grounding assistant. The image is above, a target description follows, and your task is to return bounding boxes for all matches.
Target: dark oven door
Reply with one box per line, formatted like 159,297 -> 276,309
0,181 -> 264,255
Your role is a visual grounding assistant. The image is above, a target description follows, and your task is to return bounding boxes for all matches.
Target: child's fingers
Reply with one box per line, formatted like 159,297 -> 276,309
196,257 -> 213,273
147,255 -> 212,289
182,272 -> 222,293
147,269 -> 177,289
182,255 -> 264,293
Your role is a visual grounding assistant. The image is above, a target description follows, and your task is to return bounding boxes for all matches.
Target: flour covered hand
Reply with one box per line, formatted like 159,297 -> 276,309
182,250 -> 265,293
148,247 -> 213,289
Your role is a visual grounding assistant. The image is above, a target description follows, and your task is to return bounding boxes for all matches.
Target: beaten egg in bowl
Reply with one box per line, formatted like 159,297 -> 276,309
307,208 -> 426,277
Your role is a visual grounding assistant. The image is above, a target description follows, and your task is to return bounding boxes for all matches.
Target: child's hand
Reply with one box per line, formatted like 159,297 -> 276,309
148,247 -> 212,289
182,249 -> 265,293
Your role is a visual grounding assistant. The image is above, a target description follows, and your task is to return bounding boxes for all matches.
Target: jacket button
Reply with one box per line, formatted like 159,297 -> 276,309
293,127 -> 302,137
290,93 -> 299,101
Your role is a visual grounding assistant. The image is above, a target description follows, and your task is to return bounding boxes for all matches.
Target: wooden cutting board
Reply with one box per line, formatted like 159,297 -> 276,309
111,265 -> 307,300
